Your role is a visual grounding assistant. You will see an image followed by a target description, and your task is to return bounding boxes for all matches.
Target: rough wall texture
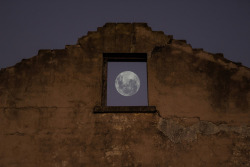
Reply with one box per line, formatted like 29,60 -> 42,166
0,23 -> 249,166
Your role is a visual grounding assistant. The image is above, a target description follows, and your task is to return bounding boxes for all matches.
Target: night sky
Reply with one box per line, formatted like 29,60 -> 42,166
107,62 -> 148,106
1,1 -> 250,69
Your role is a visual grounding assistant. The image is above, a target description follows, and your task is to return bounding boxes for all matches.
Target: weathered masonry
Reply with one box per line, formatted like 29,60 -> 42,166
0,23 -> 249,166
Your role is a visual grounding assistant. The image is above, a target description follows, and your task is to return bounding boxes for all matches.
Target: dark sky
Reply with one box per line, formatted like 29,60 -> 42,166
1,0 -> 250,68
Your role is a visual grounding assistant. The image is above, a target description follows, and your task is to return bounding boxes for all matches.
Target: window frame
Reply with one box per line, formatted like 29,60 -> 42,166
94,53 -> 156,113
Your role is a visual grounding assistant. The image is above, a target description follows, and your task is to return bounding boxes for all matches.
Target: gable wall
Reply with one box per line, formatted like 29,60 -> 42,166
0,23 -> 249,166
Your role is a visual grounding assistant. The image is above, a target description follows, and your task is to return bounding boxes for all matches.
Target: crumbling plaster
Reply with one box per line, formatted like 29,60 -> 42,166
0,23 -> 249,166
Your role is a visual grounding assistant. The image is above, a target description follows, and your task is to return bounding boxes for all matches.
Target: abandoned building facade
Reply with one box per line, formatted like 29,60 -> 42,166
0,23 -> 249,166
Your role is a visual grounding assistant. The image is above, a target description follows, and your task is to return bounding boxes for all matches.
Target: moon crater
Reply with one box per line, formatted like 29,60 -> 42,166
115,71 -> 140,96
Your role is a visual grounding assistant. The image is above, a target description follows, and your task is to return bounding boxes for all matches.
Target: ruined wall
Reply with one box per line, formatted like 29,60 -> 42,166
0,23 -> 249,166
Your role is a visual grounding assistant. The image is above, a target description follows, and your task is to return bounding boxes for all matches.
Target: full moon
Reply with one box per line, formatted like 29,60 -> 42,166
115,71 -> 140,96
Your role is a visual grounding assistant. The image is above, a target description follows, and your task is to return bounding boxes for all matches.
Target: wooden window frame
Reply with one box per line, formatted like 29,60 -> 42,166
94,53 -> 156,113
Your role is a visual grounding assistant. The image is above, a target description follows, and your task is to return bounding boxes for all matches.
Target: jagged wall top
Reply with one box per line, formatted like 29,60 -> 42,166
1,23 -> 249,71
73,23 -> 172,54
